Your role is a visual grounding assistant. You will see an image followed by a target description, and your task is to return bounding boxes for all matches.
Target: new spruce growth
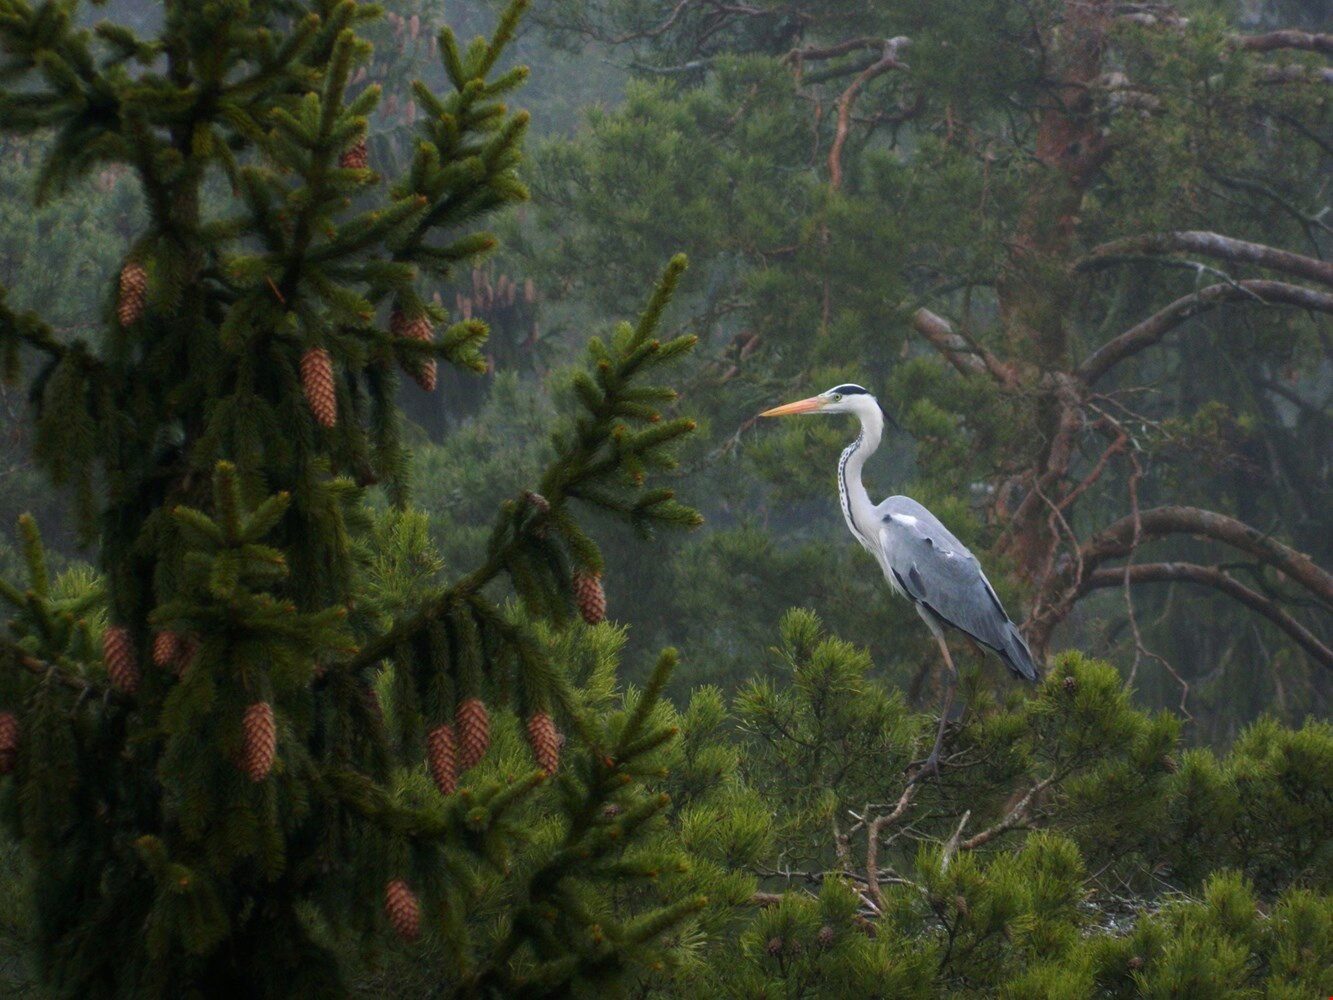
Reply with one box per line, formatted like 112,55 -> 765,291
0,2 -> 704,995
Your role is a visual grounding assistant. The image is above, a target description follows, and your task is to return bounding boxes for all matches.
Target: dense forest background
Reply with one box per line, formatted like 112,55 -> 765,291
0,0 -> 1327,995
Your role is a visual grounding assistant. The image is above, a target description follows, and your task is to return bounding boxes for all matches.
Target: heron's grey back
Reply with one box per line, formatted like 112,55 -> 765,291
874,496 -> 1038,680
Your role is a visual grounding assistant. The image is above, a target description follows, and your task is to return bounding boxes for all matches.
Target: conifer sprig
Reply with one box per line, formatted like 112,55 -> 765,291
0,1 -> 710,992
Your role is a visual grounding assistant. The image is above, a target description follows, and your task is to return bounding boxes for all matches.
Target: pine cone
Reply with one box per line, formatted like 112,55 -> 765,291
526,711 -> 560,775
241,702 -> 277,782
339,139 -> 368,170
426,723 -> 457,796
300,347 -> 337,428
103,625 -> 140,695
391,307 -> 437,392
0,712 -> 19,775
572,571 -> 606,625
152,630 -> 182,669
117,262 -> 147,327
384,879 -> 421,942
455,697 -> 490,771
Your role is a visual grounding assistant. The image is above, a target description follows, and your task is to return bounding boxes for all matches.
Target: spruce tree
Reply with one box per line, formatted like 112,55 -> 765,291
0,1 -> 704,994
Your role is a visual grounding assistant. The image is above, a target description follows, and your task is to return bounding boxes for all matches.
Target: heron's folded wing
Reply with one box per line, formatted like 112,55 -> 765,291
877,512 -> 1013,654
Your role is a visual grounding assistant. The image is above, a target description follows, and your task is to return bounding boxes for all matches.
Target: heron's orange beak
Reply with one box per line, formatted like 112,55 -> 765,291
759,396 -> 824,418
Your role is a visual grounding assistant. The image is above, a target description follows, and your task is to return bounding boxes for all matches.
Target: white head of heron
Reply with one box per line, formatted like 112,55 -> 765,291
759,383 -> 877,418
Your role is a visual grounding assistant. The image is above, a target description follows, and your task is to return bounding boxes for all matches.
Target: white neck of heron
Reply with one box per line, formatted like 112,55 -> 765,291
837,400 -> 884,545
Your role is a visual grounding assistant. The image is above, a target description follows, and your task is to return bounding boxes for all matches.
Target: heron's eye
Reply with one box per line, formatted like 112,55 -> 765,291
831,393 -> 842,402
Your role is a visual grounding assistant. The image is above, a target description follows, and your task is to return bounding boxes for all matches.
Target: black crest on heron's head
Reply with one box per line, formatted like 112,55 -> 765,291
828,383 -> 870,396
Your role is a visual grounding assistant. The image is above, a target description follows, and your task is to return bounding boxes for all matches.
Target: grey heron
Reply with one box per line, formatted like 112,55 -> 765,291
760,384 -> 1039,778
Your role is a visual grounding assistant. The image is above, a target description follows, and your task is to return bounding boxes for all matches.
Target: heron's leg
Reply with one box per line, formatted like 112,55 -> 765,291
909,633 -> 958,784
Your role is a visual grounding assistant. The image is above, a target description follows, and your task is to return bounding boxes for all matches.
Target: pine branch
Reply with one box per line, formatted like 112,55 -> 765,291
1079,563 -> 1333,670
0,636 -> 107,699
1079,231 -> 1333,288
1077,279 -> 1333,385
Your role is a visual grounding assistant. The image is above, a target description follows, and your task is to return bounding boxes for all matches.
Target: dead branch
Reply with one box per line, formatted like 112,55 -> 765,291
864,781 -> 918,914
1056,426 -> 1127,511
606,0 -> 693,44
1080,563 -> 1333,669
828,38 -> 909,190
911,307 -> 1018,385
1079,231 -> 1333,289
1031,505 -> 1333,658
1077,506 -> 1333,609
1256,65 -> 1333,86
1116,4 -> 1189,28
787,37 -> 884,65
1235,30 -> 1333,54
959,776 -> 1055,851
940,810 -> 970,871
1078,279 -> 1333,385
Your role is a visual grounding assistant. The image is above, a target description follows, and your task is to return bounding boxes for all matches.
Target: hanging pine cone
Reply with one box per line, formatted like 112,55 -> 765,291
425,723 -> 457,796
240,702 -> 276,782
0,712 -> 18,775
117,261 -> 147,327
526,711 -> 560,775
390,307 -> 437,392
339,138 -> 368,170
152,630 -> 181,669
103,625 -> 140,695
455,697 -> 490,771
300,347 -> 337,428
384,879 -> 421,942
572,570 -> 606,625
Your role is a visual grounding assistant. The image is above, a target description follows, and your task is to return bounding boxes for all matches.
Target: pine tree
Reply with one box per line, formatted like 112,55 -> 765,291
0,2 -> 704,994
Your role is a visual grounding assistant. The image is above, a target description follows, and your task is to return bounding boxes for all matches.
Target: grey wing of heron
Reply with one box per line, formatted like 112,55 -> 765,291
874,497 -> 1039,681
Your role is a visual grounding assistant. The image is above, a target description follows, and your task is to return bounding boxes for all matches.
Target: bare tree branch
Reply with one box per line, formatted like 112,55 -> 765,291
911,307 -> 1018,385
1257,65 -> 1333,86
787,37 -> 884,64
864,781 -> 917,914
828,38 -> 908,190
1233,30 -> 1333,54
1077,506 -> 1333,608
1080,563 -> 1333,669
960,776 -> 1055,851
1078,279 -> 1333,385
1079,231 -> 1333,288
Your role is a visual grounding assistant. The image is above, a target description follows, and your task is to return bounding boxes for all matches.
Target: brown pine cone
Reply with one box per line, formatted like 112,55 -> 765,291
103,625 -> 140,695
117,262 -> 148,327
391,307 -> 437,392
455,697 -> 490,771
339,139 -> 368,170
426,723 -> 457,796
0,712 -> 18,775
572,570 -> 606,625
300,347 -> 337,428
152,630 -> 182,669
526,710 -> 560,776
384,879 -> 421,942
240,702 -> 276,782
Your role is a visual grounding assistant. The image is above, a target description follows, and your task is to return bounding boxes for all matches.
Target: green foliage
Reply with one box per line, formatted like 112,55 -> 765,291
0,1 -> 712,995
653,611 -> 1332,999
507,0 -> 1332,737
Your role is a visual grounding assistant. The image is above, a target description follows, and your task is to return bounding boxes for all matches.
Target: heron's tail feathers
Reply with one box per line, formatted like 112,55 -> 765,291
999,622 -> 1040,682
